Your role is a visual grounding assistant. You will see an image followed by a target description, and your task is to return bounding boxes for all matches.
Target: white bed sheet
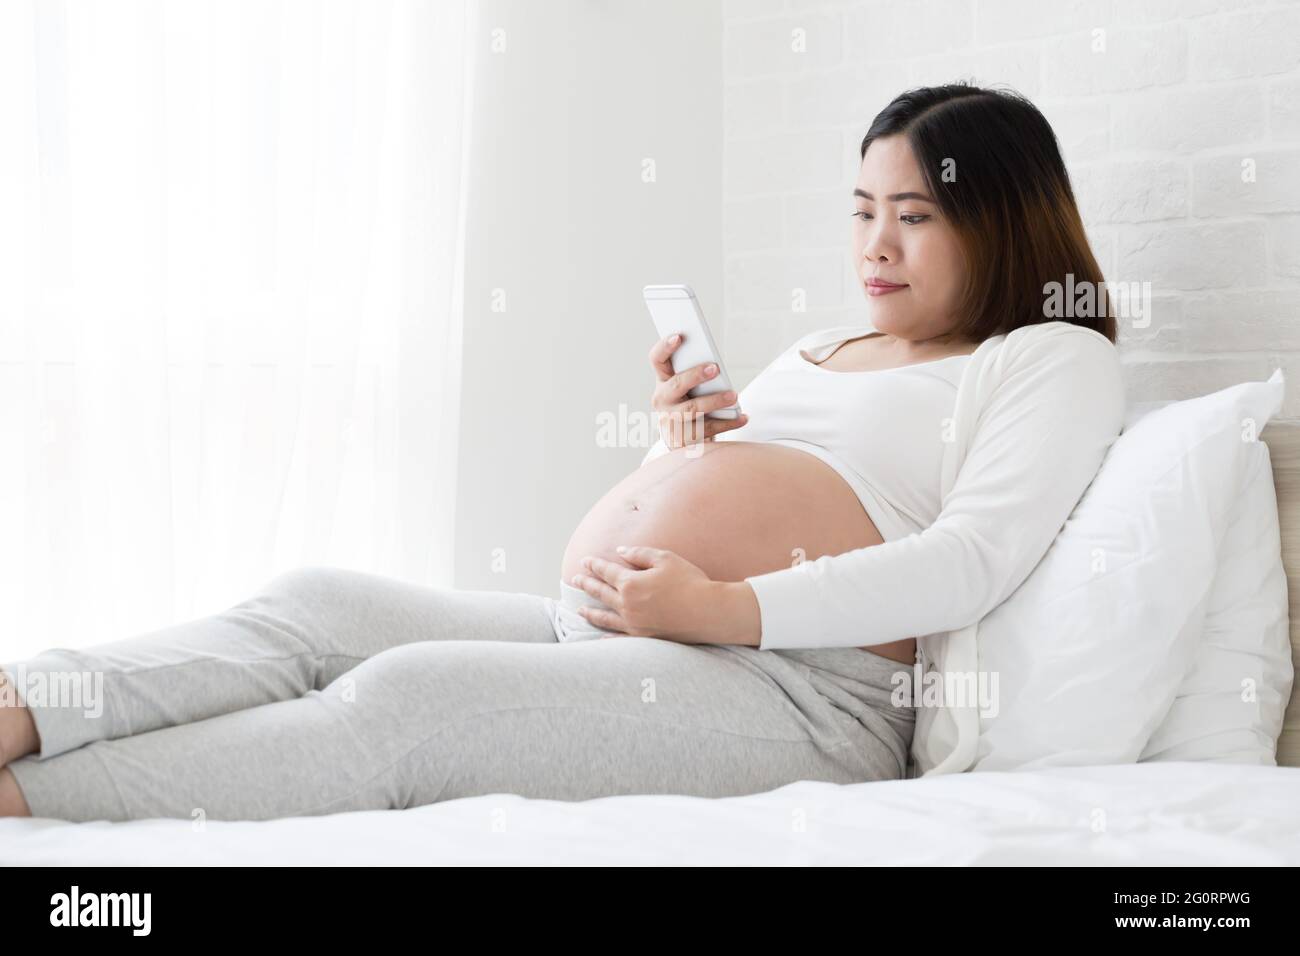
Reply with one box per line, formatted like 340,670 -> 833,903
3,762 -> 1298,865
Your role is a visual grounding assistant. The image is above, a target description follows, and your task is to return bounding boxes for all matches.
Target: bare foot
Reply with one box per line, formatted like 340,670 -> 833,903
0,766 -> 31,817
0,670 -> 40,767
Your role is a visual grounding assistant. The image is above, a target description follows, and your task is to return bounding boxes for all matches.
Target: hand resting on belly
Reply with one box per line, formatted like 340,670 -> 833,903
560,440 -> 918,663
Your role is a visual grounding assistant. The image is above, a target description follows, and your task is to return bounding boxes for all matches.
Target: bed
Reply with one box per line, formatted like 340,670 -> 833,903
4,423 -> 1300,866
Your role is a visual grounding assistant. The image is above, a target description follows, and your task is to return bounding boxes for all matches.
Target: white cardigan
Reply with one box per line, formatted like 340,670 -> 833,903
642,320 -> 1126,777
741,320 -> 1126,776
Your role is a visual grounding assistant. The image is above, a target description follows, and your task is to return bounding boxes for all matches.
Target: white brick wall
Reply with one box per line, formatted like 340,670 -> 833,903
723,0 -> 1300,418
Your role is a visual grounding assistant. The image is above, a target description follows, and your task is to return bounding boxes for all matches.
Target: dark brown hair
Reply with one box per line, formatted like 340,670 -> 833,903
860,82 -> 1116,344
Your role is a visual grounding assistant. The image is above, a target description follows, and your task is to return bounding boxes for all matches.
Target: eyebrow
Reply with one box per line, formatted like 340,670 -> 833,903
853,189 -> 936,203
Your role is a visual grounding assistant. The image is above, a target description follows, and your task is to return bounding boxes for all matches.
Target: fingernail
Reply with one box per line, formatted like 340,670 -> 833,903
705,364 -> 717,375
670,334 -> 680,344
616,545 -> 628,554
571,574 -> 582,585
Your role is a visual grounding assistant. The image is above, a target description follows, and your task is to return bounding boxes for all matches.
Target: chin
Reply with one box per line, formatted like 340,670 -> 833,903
864,311 -> 911,337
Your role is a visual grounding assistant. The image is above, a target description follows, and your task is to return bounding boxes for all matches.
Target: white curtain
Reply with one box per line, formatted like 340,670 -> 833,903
0,0 -> 477,658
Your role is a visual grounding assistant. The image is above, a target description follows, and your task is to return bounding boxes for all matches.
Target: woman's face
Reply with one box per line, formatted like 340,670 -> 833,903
852,135 -> 968,344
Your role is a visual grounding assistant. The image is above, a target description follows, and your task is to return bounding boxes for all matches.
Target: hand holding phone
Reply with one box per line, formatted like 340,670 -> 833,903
644,284 -> 749,451
643,284 -> 742,420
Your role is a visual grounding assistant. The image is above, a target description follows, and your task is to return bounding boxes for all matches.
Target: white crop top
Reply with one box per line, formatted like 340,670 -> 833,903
644,325 -> 973,543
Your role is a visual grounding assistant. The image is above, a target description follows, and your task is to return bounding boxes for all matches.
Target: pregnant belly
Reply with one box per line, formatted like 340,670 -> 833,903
560,440 -> 916,664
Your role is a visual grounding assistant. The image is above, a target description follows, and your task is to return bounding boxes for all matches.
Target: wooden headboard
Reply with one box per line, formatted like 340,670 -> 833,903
1262,421 -> 1300,766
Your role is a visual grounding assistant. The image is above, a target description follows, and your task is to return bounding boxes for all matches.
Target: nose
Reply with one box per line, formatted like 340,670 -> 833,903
859,218 -> 897,266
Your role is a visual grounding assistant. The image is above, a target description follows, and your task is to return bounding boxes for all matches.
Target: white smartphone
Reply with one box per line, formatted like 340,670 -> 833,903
642,284 -> 741,420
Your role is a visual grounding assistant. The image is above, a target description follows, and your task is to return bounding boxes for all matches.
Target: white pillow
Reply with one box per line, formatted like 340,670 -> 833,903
1141,429 -> 1293,763
971,369 -> 1287,771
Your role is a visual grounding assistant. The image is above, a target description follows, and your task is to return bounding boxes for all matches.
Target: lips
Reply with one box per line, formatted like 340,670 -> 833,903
865,277 -> 908,297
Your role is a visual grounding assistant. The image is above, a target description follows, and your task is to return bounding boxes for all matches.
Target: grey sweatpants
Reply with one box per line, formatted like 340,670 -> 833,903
2,566 -> 915,822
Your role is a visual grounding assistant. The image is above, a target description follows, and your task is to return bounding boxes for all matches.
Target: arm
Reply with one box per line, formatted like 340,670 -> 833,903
741,330 -> 1127,651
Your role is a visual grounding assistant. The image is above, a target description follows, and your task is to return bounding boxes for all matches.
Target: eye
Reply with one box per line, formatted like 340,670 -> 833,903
851,211 -> 930,225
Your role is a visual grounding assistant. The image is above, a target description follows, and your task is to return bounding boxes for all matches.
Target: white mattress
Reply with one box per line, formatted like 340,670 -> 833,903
4,761 -> 1299,865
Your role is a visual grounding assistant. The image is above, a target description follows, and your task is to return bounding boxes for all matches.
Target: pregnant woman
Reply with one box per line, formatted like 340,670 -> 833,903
0,81 -> 1124,821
